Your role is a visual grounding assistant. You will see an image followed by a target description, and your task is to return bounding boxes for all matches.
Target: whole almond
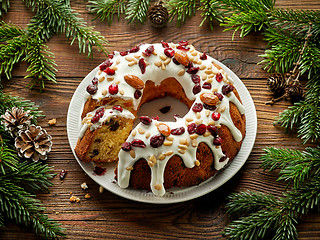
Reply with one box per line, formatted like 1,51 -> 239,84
157,123 -> 171,136
174,50 -> 189,66
124,74 -> 144,90
200,93 -> 219,106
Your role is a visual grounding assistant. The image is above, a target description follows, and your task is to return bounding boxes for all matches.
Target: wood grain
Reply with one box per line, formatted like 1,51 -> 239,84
1,0 -> 320,239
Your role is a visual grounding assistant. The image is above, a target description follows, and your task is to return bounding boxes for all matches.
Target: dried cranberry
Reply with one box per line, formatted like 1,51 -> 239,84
150,134 -> 165,148
193,83 -> 201,95
213,137 -> 223,146
99,60 -> 112,71
92,77 -> 98,85
200,52 -> 207,60
219,156 -> 227,162
202,82 -> 212,89
138,58 -> 146,74
152,116 -> 159,121
178,40 -> 189,46
91,114 -> 99,123
131,139 -> 146,148
222,84 -> 235,95
120,51 -> 129,56
214,92 -> 224,101
192,103 -> 203,112
216,73 -> 223,82
104,67 -> 115,75
159,106 -> 171,114
121,142 -> 132,151
134,90 -> 142,99
129,46 -> 140,53
212,112 -> 221,121
108,54 -> 114,59
59,169 -> 68,180
161,41 -> 169,48
172,58 -> 180,65
191,75 -> 200,84
140,116 -> 152,125
187,123 -> 197,134
203,104 -> 216,111
144,45 -> 154,57
186,61 -> 193,69
177,45 -> 190,51
86,84 -> 98,95
112,105 -> 123,112
186,67 -> 200,74
94,166 -> 106,175
171,127 -> 185,135
108,84 -> 118,95
196,124 -> 206,135
96,107 -> 105,117
207,125 -> 218,137
164,48 -> 175,58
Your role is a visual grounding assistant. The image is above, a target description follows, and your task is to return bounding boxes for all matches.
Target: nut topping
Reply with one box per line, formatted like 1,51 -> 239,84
124,74 -> 144,89
200,93 -> 219,106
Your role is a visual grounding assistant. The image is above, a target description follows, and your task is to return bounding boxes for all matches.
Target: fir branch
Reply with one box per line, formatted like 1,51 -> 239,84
199,0 -> 222,30
220,0 -> 275,38
26,0 -> 108,57
275,76 -> 320,143
167,0 -> 197,26
125,0 -> 150,23
0,0 -> 10,17
0,35 -> 27,80
0,212 -> 4,227
0,141 -> 19,175
0,91 -> 44,122
0,21 -> 25,42
3,161 -> 55,194
261,147 -> 320,189
0,180 -> 65,239
24,37 -> 57,91
88,0 -> 126,25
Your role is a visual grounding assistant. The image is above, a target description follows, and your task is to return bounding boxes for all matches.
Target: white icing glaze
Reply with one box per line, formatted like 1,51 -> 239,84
78,106 -> 135,139
81,42 -> 245,196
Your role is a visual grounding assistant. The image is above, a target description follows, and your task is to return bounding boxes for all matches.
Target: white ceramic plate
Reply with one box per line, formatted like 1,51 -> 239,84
67,60 -> 257,204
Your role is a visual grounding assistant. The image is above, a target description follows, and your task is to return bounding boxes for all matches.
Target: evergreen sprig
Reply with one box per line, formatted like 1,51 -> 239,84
0,90 -> 65,239
0,0 -> 108,91
275,76 -> 320,144
167,0 -> 197,26
224,147 -> 320,240
0,0 -> 10,17
125,0 -> 150,23
88,0 -> 126,25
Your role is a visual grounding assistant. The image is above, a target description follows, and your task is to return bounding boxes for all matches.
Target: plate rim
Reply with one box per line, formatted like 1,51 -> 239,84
67,60 -> 257,204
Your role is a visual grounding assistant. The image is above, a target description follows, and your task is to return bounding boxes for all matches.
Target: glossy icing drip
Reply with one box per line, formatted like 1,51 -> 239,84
81,42 -> 245,196
78,106 -> 135,139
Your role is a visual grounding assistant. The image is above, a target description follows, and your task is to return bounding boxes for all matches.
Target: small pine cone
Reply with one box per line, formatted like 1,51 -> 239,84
287,82 -> 304,103
1,107 -> 33,137
15,125 -> 53,162
266,73 -> 287,95
147,1 -> 169,28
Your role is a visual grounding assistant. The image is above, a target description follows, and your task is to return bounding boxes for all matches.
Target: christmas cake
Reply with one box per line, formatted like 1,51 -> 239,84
75,41 -> 246,196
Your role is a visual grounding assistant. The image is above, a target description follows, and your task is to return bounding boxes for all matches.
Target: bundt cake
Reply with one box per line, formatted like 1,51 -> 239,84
75,41 -> 246,196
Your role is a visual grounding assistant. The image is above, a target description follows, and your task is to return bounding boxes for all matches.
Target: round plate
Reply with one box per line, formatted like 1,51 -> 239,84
67,60 -> 257,204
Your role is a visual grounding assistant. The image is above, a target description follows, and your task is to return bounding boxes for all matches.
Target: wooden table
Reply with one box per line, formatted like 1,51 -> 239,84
1,1 -> 320,239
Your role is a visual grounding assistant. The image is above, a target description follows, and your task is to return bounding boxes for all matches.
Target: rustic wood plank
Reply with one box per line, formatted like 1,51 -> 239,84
1,0 -> 320,239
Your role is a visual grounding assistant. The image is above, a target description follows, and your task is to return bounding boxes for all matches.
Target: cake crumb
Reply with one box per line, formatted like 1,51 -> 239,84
81,182 -> 88,190
70,195 -> 80,203
48,118 -> 57,125
99,185 -> 104,193
85,193 -> 91,199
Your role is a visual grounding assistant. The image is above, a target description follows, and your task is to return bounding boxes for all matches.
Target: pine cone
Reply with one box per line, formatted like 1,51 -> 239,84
147,1 -> 169,28
287,82 -> 304,103
1,107 -> 33,137
266,73 -> 287,96
15,125 -> 52,162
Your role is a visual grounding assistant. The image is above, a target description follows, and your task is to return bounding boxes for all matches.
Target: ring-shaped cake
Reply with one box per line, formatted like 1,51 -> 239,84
75,41 -> 246,196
